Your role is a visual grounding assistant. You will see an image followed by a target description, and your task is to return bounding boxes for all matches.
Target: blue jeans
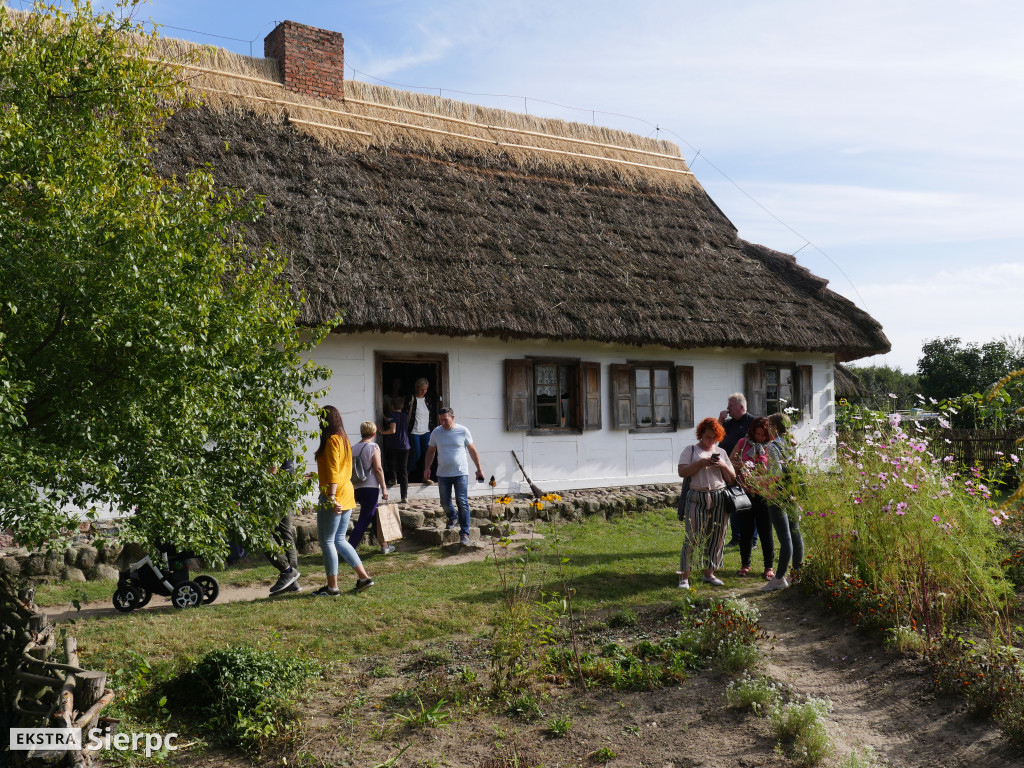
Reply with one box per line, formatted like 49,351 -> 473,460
768,504 -> 804,579
408,432 -> 431,474
437,474 -> 470,535
317,495 -> 363,576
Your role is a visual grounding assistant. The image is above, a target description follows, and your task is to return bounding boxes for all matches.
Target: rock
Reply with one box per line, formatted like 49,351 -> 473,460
399,508 -> 425,529
61,566 -> 87,582
410,526 -> 462,546
44,550 -> 64,576
0,556 -> 21,577
63,548 -> 78,567
23,553 -> 46,577
88,564 -> 120,582
76,546 -> 98,571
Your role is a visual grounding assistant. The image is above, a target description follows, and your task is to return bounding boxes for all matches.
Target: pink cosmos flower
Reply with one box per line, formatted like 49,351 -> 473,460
932,515 -> 941,522
896,502 -> 908,515
992,516 -> 1002,526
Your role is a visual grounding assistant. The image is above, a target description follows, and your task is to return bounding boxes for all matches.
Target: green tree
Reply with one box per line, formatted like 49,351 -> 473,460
0,1 -> 333,560
842,364 -> 920,411
917,336 -> 1023,402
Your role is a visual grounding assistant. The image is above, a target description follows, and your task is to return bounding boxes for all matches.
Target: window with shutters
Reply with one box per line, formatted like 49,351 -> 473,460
745,362 -> 813,421
609,362 -> 694,432
504,358 -> 601,433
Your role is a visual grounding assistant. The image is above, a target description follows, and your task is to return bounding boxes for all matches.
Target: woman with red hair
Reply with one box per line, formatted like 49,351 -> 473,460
676,417 -> 737,589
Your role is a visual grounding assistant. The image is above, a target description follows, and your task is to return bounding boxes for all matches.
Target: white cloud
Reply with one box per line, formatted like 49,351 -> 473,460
840,262 -> 1024,371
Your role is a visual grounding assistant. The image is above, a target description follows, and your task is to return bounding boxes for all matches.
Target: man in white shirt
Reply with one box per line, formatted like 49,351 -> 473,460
407,377 -> 437,483
423,407 -> 485,545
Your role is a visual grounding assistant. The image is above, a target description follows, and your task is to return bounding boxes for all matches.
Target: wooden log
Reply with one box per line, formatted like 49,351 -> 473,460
74,689 -> 115,732
75,671 -> 107,712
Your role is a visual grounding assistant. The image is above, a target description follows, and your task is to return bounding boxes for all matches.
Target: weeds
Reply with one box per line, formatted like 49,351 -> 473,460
591,745 -> 617,761
725,673 -> 783,714
546,715 -> 572,736
769,696 -> 835,767
837,746 -> 882,768
395,695 -> 454,729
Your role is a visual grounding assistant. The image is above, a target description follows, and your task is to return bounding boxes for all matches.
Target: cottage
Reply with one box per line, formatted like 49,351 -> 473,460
150,22 -> 889,500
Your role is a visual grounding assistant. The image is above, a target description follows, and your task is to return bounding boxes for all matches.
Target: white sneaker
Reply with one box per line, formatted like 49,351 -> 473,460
761,576 -> 790,592
677,578 -> 690,589
380,544 -> 396,554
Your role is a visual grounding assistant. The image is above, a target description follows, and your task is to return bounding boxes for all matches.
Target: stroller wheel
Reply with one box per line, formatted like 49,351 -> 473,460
194,575 -> 220,605
112,587 -> 139,613
135,586 -> 153,608
171,581 -> 203,609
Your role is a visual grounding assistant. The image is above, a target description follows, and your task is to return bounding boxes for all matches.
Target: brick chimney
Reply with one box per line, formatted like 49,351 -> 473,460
264,21 -> 344,101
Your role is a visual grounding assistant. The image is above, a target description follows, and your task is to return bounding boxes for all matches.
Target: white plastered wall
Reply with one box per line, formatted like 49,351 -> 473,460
301,332 -> 837,501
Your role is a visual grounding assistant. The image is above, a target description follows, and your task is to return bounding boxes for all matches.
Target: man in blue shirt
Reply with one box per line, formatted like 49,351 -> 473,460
423,407 -> 485,545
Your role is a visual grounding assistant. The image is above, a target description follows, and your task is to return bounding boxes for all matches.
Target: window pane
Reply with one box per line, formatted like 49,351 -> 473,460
767,383 -> 778,400
635,368 -> 651,389
654,405 -> 672,425
779,368 -> 792,386
654,368 -> 669,387
636,406 -> 652,426
766,368 -> 778,385
536,404 -> 558,427
636,388 -> 652,406
654,388 -> 671,406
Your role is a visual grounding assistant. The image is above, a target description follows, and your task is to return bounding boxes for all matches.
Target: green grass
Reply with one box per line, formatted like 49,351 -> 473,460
58,511 -> 757,673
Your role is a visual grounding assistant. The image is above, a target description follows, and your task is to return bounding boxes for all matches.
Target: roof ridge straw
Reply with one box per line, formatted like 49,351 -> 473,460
146,33 -> 699,191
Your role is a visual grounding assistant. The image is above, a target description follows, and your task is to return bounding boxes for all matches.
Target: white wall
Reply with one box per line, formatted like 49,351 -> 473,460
302,332 -> 837,500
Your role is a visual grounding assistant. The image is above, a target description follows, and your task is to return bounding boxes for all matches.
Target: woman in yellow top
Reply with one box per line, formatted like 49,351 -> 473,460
313,406 -> 374,595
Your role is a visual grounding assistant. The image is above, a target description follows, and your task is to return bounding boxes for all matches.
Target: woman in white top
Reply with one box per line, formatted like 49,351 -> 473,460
348,421 -> 394,554
677,417 -> 737,589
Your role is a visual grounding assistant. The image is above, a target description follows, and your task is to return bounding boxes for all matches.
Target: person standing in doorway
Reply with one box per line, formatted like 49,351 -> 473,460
423,407 -> 484,546
407,378 -> 438,483
380,396 -> 410,503
719,393 -> 756,547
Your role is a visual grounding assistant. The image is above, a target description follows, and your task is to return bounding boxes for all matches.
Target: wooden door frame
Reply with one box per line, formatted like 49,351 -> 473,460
373,351 -> 450,418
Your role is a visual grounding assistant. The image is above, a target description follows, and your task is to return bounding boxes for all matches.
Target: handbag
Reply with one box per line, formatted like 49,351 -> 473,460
676,445 -> 693,521
724,484 -> 752,514
351,443 -> 370,483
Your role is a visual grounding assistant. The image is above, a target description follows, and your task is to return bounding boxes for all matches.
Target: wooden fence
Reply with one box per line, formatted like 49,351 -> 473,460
939,428 -> 1021,470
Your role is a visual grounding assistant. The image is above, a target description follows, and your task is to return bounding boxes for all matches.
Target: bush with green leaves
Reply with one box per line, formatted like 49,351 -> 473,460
164,645 -> 318,752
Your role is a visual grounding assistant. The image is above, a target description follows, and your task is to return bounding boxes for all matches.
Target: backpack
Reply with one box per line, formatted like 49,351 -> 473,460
351,443 -> 370,484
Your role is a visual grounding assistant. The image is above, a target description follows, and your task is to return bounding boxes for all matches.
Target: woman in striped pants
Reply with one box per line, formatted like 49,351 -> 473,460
677,417 -> 737,589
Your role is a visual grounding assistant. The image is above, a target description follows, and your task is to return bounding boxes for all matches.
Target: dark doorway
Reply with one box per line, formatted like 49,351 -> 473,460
375,352 -> 449,481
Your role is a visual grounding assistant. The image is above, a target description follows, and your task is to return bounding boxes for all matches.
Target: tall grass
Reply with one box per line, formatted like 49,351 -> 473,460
798,409 -> 1012,640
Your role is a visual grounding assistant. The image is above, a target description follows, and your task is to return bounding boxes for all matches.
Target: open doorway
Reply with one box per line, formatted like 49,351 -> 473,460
375,352 -> 449,481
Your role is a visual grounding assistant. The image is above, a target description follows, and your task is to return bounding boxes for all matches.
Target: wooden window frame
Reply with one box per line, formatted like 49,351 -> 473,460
745,362 -> 813,422
611,361 -> 690,433
504,357 -> 601,434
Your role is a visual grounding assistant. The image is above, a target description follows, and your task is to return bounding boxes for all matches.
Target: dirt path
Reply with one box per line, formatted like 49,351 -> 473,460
43,534 -> 541,623
755,586 -> 1020,768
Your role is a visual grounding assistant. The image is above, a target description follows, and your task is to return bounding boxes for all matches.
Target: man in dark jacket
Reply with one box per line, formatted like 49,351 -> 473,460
406,377 -> 438,481
719,393 -> 756,547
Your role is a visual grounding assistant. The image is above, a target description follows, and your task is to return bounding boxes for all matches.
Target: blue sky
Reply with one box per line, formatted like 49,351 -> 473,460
26,0 -> 1024,371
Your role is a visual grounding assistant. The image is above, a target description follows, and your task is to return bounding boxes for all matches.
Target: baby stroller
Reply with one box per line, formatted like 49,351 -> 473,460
112,542 -> 219,612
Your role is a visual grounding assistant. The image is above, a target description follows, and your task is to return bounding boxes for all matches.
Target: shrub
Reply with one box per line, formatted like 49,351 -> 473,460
769,696 -> 835,767
163,645 -> 317,753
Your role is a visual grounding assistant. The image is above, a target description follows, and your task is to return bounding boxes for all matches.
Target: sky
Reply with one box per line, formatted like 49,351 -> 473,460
24,0 -> 1024,371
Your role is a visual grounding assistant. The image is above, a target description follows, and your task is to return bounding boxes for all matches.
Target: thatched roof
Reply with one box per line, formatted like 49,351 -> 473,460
833,363 -> 868,399
148,36 -> 889,362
